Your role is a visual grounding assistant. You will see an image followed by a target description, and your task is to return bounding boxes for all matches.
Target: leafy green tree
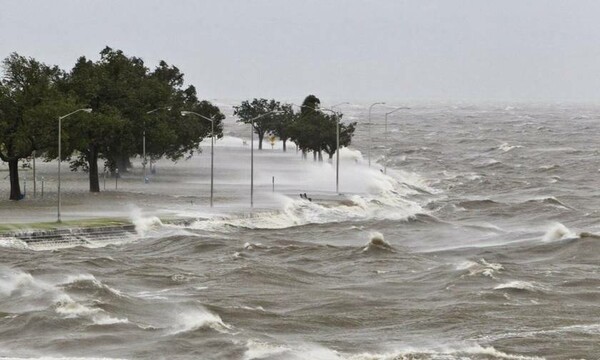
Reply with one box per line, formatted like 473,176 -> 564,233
170,88 -> 225,160
300,95 -> 321,114
57,52 -> 128,192
288,95 -> 356,161
234,98 -> 281,150
61,47 -> 224,192
289,95 -> 326,160
321,113 -> 357,159
269,103 -> 295,152
0,53 -> 66,200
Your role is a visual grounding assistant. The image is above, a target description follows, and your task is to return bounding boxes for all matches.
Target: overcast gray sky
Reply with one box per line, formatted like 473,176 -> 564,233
2,0 -> 600,103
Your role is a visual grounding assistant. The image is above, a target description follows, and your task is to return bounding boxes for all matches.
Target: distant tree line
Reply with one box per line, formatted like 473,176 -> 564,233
234,95 -> 356,161
0,47 -> 355,201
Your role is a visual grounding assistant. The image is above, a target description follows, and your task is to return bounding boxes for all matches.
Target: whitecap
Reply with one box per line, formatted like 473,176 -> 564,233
179,167 -> 430,232
60,273 -> 125,298
343,344 -> 545,360
54,295 -> 98,318
457,259 -> 503,278
243,340 -> 290,360
169,307 -> 232,335
494,280 -> 547,292
244,242 -> 264,250
54,294 -> 129,325
362,232 -> 394,252
542,223 -> 576,242
498,142 -> 523,152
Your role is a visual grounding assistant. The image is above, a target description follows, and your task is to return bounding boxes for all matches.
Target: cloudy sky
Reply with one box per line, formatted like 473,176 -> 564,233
1,0 -> 600,103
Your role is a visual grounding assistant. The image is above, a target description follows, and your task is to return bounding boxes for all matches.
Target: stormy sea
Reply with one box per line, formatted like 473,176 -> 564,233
1,103 -> 599,359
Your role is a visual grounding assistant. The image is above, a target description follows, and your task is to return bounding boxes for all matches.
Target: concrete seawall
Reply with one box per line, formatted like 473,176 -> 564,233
2,224 -> 138,249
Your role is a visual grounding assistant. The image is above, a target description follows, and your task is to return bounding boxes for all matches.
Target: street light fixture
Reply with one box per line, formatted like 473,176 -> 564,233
57,108 -> 92,223
368,102 -> 386,167
383,107 -> 410,174
181,111 -> 215,208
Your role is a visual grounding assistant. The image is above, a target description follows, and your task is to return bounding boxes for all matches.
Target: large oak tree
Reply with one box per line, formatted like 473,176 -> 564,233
0,53 -> 66,200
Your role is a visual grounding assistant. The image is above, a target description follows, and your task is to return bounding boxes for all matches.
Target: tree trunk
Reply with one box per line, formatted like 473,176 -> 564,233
282,139 -> 287,152
318,151 -> 323,162
257,131 -> 265,150
116,155 -> 130,173
313,151 -> 317,161
88,146 -> 100,193
8,158 -> 22,200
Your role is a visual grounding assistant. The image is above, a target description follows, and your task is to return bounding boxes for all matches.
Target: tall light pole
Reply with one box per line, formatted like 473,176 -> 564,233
57,108 -> 92,223
368,102 -> 386,167
144,107 -> 170,183
383,107 -> 410,174
330,102 -> 350,194
181,111 -> 215,207
32,150 -> 36,197
248,111 -> 282,208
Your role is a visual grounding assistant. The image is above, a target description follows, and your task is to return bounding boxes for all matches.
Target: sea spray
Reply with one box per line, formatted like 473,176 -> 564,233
541,223 -> 576,242
128,205 -> 162,237
362,232 -> 394,252
0,237 -> 30,250
54,293 -> 129,325
186,184 -> 424,232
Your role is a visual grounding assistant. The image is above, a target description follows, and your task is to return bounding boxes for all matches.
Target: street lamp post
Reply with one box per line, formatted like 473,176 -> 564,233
32,150 -> 36,197
181,111 -> 215,207
383,107 -> 410,174
368,102 -> 386,167
248,111 -> 282,208
57,108 -> 92,223
142,126 -> 146,182
330,102 -> 350,194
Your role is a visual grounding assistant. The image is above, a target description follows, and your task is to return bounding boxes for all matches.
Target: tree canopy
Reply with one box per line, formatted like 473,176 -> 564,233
1,48 -> 355,201
233,98 -> 282,150
58,47 -> 224,192
235,95 -> 356,160
0,53 -> 67,199
0,48 -> 224,198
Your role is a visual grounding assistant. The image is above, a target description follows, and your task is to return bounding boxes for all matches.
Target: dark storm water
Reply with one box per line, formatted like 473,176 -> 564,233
1,104 -> 599,359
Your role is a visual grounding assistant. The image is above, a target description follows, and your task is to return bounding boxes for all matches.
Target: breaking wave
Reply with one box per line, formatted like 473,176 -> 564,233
168,306 -> 232,335
541,223 -> 576,242
493,281 -> 548,293
0,267 -> 128,325
54,293 -> 129,325
362,232 -> 395,253
498,142 -> 523,152
185,171 -> 428,231
456,259 -> 503,278
0,237 -> 30,250
242,340 -> 545,360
